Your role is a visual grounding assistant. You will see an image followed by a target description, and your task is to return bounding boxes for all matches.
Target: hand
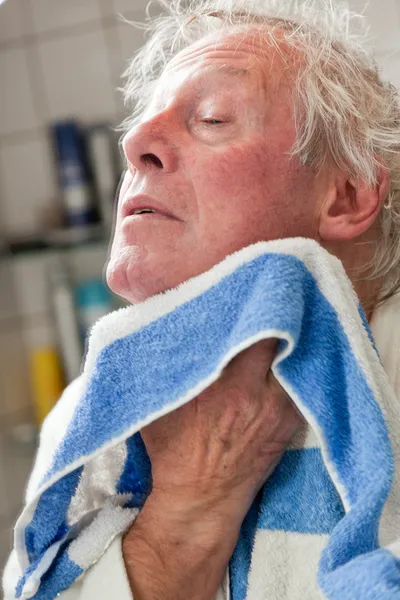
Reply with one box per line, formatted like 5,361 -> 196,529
143,339 -> 301,513
123,341 -> 303,600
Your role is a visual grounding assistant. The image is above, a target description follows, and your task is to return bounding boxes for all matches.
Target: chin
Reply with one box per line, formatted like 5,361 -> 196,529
106,240 -> 225,304
106,263 -> 152,305
106,246 -> 176,305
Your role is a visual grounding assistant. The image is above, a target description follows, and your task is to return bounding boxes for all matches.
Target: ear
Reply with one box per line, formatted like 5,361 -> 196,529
318,166 -> 390,242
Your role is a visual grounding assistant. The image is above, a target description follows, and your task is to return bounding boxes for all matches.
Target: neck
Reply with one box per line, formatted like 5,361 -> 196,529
322,235 -> 382,322
352,277 -> 382,322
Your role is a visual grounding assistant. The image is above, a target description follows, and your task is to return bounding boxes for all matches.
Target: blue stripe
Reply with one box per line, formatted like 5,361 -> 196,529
116,434 -> 151,507
259,448 -> 345,534
320,549 -> 400,599
16,548 -> 82,599
229,449 -> 345,600
30,552 -> 82,600
24,467 -> 83,563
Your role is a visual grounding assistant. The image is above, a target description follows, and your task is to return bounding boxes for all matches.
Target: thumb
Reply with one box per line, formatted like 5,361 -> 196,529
226,338 -> 278,381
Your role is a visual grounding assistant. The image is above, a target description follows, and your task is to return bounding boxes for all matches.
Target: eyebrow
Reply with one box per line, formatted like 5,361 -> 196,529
148,63 -> 251,117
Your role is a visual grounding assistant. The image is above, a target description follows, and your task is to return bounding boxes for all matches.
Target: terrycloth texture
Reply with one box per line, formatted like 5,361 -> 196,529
5,238 -> 400,600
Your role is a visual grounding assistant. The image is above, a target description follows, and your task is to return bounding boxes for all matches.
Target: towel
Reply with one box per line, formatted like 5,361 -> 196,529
7,238 -> 400,600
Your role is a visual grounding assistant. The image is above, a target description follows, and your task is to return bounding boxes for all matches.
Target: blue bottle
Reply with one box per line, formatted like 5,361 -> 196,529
52,120 -> 95,227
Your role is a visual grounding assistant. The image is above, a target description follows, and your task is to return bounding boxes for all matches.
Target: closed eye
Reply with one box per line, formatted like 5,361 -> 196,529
202,118 -> 225,125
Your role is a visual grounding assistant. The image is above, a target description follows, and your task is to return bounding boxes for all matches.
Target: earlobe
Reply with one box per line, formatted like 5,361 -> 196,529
318,167 -> 390,242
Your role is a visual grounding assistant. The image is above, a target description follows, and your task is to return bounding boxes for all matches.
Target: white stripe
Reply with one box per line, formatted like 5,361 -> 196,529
68,498 -> 137,570
246,530 -> 328,600
67,441 -> 128,526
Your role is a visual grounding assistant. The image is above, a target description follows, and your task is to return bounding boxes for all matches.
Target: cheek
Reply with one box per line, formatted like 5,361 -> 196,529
195,144 -> 287,216
193,142 -> 317,239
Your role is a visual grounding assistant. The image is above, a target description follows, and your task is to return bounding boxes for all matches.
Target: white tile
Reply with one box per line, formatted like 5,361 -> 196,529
27,0 -> 101,35
110,0 -> 149,18
0,47 -> 38,136
378,51 -> 400,89
0,328 -> 31,419
112,19 -> 146,117
11,255 -> 51,317
0,133 -> 57,237
349,0 -> 400,52
0,0 -> 23,42
38,28 -> 117,122
102,23 -> 125,99
117,18 -> 145,63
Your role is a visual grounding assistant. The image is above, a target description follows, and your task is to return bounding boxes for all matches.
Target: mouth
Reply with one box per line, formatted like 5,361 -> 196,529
122,195 -> 179,221
131,208 -> 157,216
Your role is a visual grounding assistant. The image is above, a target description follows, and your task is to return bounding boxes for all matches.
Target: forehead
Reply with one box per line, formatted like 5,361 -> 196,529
166,29 -> 286,72
153,30 -> 291,102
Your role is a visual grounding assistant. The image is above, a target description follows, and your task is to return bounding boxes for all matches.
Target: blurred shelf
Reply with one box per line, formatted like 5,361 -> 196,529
0,225 -> 111,260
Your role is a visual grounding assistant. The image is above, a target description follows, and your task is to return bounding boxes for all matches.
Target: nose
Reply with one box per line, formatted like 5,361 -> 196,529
122,113 -> 179,175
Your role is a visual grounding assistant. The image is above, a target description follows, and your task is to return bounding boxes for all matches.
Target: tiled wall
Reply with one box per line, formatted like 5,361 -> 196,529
0,0 -> 151,569
0,0 -> 149,403
0,0 -> 399,573
0,0 -> 149,238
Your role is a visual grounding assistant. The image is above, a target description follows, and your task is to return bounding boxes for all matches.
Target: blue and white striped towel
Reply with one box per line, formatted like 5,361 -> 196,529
8,238 -> 400,599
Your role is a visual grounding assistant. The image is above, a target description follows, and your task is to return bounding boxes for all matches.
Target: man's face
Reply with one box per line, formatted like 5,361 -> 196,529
107,31 -> 321,303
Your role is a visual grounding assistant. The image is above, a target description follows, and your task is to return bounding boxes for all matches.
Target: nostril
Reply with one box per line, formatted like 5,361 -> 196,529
141,153 -> 163,169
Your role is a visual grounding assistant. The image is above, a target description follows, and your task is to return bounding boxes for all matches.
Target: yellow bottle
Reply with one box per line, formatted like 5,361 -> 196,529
29,346 -> 65,425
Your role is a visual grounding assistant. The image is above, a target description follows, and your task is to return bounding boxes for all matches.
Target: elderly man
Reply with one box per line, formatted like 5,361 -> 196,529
4,1 -> 400,599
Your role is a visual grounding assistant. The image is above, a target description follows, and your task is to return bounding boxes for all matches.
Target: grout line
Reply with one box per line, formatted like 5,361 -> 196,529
0,125 -> 48,145
101,18 -> 124,123
21,0 -> 51,127
0,15 -> 128,52
0,119 -> 119,145
0,9 -> 143,53
24,42 -> 51,129
0,311 -> 54,334
21,0 -> 35,39
0,15 -> 128,143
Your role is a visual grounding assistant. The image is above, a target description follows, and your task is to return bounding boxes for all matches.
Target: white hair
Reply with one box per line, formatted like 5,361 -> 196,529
121,0 -> 400,302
